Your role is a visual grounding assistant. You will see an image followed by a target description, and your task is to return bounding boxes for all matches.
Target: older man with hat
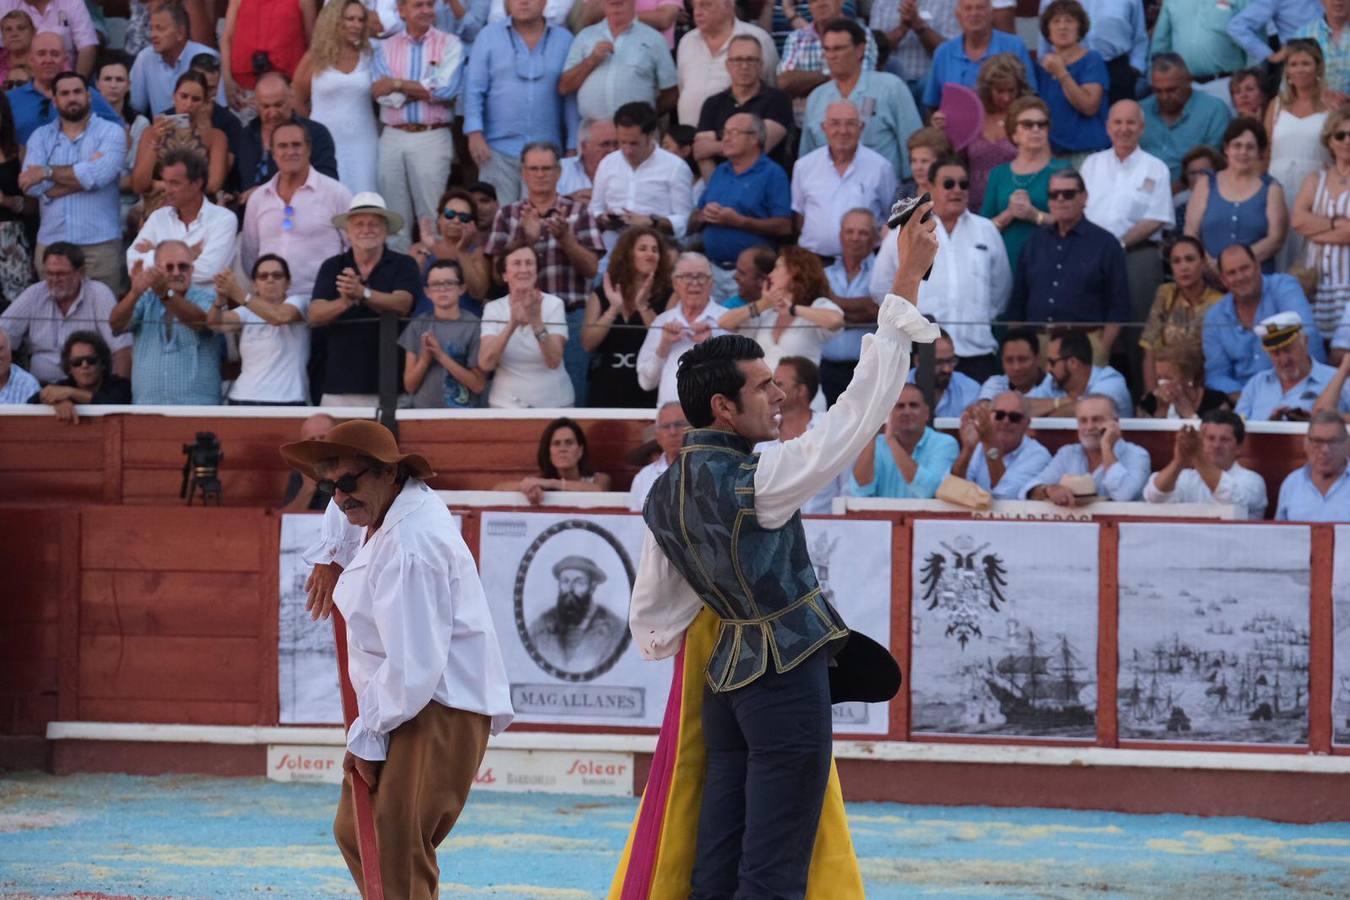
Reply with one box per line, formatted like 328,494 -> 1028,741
308,192 -> 421,405
1236,312 -> 1350,421
526,553 -> 626,673
280,418 -> 513,898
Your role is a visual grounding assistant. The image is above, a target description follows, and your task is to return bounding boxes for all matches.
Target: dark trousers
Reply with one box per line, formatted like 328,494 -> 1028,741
691,648 -> 833,900
819,359 -> 857,407
1105,54 -> 1138,105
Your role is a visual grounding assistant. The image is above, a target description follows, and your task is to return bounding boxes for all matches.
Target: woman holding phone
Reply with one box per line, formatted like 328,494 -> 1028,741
130,70 -> 229,215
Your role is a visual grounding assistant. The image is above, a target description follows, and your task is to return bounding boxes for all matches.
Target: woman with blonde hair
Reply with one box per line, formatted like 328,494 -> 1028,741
966,53 -> 1032,212
1292,106 -> 1350,342
293,0 -> 378,193
981,95 -> 1069,273
1267,38 -> 1329,272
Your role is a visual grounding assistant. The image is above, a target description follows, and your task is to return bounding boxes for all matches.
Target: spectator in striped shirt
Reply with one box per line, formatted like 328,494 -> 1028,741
371,0 -> 464,252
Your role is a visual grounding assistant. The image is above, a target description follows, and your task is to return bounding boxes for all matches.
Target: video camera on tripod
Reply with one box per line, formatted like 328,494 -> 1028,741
180,431 -> 223,506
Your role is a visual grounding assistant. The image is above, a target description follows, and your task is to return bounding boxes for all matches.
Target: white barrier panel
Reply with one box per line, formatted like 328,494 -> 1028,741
909,520 -> 1100,740
1118,524 -> 1312,746
837,497 -> 1241,520
1334,525 -> 1350,746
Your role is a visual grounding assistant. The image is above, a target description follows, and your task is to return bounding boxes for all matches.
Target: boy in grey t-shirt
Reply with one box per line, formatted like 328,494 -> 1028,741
399,261 -> 486,408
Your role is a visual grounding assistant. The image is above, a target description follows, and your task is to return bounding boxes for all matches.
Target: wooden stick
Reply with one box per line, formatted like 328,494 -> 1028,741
332,608 -> 386,900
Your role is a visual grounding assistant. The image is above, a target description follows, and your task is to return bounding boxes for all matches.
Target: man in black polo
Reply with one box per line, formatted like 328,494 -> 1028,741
307,192 -> 421,405
694,33 -> 793,177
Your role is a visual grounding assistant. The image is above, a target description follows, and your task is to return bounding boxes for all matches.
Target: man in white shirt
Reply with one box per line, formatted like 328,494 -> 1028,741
821,208 -> 879,404
675,0 -> 777,126
1144,410 -> 1269,519
628,401 -> 688,510
912,157 -> 1009,383
126,148 -> 237,288
791,100 -> 896,261
281,420 -> 512,898
753,356 -> 846,513
636,251 -> 729,405
950,390 -> 1052,499
1080,99 -> 1174,384
624,207 -> 939,897
589,101 -> 693,250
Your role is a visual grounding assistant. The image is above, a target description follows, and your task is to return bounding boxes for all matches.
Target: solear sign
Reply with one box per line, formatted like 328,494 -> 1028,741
267,745 -> 634,796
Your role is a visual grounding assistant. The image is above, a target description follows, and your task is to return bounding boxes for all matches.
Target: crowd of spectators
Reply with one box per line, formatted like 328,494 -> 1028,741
0,0 -> 1346,520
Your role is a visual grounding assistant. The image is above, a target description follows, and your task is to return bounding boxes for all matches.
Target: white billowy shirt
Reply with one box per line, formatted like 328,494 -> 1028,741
303,483 -> 513,760
628,452 -> 673,511
753,411 -> 848,515
1143,464 -> 1269,520
628,292 -> 939,660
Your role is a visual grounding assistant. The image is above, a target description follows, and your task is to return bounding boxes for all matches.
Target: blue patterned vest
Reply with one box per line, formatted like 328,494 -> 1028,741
643,428 -> 849,692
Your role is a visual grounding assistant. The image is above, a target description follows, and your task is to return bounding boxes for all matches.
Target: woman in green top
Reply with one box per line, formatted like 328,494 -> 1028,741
981,95 -> 1070,275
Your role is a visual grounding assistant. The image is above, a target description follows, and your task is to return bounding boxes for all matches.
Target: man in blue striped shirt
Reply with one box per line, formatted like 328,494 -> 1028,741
19,70 -> 126,293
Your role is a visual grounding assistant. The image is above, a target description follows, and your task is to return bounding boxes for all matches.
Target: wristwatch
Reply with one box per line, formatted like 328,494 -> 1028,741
534,327 -> 549,341
42,165 -> 52,180
984,447 -> 1002,461
362,286 -> 373,302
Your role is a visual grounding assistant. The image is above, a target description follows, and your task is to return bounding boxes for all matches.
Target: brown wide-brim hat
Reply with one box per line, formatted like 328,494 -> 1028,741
279,419 -> 433,482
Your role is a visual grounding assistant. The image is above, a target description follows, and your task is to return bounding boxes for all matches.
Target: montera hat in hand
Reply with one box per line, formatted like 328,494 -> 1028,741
829,629 -> 902,704
279,420 -> 433,482
331,192 -> 405,234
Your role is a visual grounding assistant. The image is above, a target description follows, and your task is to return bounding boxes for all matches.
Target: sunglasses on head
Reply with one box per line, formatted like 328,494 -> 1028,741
1048,189 -> 1080,201
993,410 -> 1025,423
69,355 -> 100,368
941,178 -> 970,190
443,208 -> 475,222
316,467 -> 370,495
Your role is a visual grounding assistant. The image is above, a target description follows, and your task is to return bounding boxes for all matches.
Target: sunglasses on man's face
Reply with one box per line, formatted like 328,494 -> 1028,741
69,355 -> 100,368
316,467 -> 370,495
993,410 -> 1026,423
443,208 -> 475,222
941,178 -> 970,190
1048,189 -> 1080,201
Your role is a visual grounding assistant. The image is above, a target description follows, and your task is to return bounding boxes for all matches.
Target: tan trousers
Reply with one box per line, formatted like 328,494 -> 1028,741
334,702 -> 491,899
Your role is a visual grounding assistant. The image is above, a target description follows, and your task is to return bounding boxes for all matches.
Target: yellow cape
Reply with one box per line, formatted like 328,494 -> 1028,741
608,609 -> 865,899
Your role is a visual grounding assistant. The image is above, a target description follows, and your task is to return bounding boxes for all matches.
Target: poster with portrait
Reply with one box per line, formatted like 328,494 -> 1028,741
1333,526 -> 1350,745
1118,523 -> 1311,746
910,520 -> 1100,739
277,511 -> 462,725
479,512 -> 672,728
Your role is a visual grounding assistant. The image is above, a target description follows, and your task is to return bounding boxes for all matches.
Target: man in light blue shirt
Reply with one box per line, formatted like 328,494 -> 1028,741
1139,54 -> 1232,186
560,0 -> 677,122
1275,412 -> 1350,521
128,3 -> 218,116
848,382 -> 959,498
821,208 -> 877,405
923,0 -> 1034,109
0,328 -> 39,403
929,331 -> 982,417
951,391 -> 1053,500
20,72 -> 126,292
462,0 -> 577,205
1152,0 -> 1250,79
1027,329 -> 1133,419
1204,245 -> 1325,396
1296,3 -> 1350,96
1227,0 -> 1320,63
800,19 -> 921,176
1023,394 -> 1152,504
1237,313 -> 1350,420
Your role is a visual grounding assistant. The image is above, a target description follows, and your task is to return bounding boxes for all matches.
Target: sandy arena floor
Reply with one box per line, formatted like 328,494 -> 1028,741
1,772 -> 1349,898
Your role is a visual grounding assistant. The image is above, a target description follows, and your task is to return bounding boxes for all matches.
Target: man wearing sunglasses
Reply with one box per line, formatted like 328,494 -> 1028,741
950,390 -> 1050,499
240,121 -> 352,301
281,419 -> 512,897
1008,169 -> 1129,367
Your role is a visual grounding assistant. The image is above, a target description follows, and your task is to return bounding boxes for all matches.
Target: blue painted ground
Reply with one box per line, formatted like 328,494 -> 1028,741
1,773 -> 1349,898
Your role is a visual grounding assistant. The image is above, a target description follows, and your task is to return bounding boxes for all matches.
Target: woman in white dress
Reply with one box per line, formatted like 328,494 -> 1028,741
294,0 -> 379,194
479,242 -> 574,409
1265,39 -> 1329,274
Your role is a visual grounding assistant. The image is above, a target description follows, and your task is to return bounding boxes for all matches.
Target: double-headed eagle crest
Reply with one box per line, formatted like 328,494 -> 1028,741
919,536 -> 1010,649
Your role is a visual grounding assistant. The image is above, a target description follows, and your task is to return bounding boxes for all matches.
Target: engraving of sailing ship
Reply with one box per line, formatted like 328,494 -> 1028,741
982,630 -> 1094,729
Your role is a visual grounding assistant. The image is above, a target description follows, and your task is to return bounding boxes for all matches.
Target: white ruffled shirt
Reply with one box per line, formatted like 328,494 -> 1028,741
627,292 -> 939,660
304,482 -> 513,760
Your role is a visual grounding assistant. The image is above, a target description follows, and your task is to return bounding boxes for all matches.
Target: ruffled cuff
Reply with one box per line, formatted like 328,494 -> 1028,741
346,718 -> 389,762
876,293 -> 940,346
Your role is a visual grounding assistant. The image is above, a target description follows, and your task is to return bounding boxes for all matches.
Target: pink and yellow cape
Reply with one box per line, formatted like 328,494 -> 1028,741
608,609 -> 865,899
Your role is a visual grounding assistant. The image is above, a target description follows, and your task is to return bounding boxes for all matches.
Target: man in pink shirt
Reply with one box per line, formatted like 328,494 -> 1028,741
0,0 -> 97,75
241,121 -> 352,300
